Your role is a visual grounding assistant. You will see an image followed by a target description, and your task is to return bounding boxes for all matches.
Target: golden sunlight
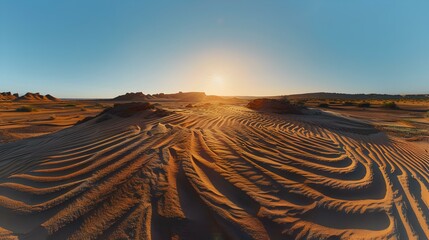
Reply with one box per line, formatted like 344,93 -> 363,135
210,74 -> 224,84
205,73 -> 226,94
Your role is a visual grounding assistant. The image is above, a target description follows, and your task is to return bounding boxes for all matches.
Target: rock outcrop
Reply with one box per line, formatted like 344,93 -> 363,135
0,92 -> 18,101
113,91 -> 207,102
15,92 -> 60,101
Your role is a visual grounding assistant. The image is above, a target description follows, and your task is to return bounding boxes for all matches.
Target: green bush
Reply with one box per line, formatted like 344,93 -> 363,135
16,106 -> 35,112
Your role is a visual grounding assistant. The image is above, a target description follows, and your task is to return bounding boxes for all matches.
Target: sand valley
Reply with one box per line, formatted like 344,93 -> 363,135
0,95 -> 428,239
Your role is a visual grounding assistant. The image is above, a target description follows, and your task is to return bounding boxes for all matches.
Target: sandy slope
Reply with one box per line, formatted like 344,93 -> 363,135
0,104 -> 428,239
0,101 -> 105,143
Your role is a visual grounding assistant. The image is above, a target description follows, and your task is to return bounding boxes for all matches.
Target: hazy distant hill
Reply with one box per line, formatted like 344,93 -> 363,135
0,92 -> 60,101
285,92 -> 429,100
113,92 -> 147,101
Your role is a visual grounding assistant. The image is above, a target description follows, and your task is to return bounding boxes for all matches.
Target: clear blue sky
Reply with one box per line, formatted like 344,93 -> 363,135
1,1 -> 428,98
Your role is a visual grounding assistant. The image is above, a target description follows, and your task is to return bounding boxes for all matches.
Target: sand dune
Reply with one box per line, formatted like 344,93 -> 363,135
0,103 -> 428,239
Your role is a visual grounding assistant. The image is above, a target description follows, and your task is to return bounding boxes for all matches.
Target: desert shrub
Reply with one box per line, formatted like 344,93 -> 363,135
49,114 -> 56,120
318,103 -> 329,108
342,101 -> 354,106
426,111 -> 429,118
329,101 -> 337,104
247,98 -> 302,114
64,104 -> 76,107
80,107 -> 87,111
357,102 -> 371,108
16,106 -> 35,112
382,101 -> 398,109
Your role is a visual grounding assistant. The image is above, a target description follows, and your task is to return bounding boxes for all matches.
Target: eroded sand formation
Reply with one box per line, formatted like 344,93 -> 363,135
0,92 -> 59,102
0,103 -> 428,239
16,93 -> 60,102
0,93 -> 19,101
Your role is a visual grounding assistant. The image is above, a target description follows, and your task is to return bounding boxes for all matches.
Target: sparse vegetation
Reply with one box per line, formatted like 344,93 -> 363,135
382,101 -> 398,109
378,125 -> 426,138
16,106 -> 35,112
342,101 -> 354,106
357,102 -> 371,108
65,104 -> 76,107
247,98 -> 303,114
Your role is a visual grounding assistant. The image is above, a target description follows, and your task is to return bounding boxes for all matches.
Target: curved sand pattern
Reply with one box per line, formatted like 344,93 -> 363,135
0,105 -> 428,239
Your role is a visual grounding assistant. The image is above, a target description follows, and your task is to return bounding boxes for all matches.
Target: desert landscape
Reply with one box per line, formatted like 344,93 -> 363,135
2,1 -> 429,239
0,92 -> 428,239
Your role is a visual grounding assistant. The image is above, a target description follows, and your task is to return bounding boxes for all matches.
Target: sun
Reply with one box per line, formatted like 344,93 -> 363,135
211,74 -> 224,84
206,74 -> 226,95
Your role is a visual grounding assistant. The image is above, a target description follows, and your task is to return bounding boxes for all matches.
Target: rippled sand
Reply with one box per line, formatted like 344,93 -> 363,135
0,105 -> 428,239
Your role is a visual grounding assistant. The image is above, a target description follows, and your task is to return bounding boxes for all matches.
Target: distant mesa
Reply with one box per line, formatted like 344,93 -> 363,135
286,92 -> 429,100
113,92 -> 146,101
172,92 -> 206,101
0,91 -> 60,102
113,91 -> 207,102
14,92 -> 60,102
204,95 -> 226,101
247,98 -> 303,114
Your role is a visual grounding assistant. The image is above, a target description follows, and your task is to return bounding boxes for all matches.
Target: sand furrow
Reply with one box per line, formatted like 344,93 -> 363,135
0,105 -> 428,239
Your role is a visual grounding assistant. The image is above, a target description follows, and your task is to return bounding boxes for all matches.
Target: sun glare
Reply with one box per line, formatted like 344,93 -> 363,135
207,74 -> 226,95
211,74 -> 224,84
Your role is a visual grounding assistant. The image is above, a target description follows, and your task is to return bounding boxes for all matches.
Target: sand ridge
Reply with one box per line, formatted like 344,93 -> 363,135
0,104 -> 428,239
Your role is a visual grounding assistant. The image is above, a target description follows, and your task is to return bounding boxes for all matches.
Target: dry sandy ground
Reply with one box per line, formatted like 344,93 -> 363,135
0,101 -> 107,143
0,102 -> 428,239
316,102 -> 429,143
